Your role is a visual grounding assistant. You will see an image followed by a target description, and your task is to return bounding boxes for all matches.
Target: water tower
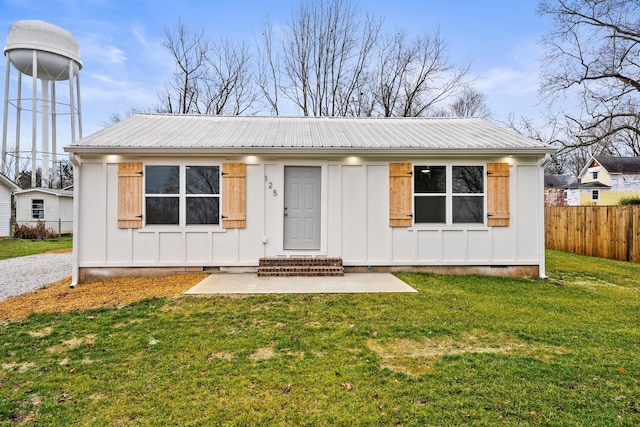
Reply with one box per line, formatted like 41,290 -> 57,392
2,20 -> 82,187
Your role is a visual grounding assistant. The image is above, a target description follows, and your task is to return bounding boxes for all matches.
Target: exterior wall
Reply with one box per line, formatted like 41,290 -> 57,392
544,188 -> 567,207
0,184 -> 12,237
580,166 -> 611,186
579,189 -> 640,206
75,155 -> 545,278
15,192 -> 74,233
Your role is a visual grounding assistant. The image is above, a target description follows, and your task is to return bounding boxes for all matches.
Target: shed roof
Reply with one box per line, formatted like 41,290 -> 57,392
14,188 -> 73,197
544,174 -> 579,189
65,114 -> 554,155
0,173 -> 19,191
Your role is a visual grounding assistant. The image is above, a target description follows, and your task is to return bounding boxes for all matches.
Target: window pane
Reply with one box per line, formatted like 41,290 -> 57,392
187,166 -> 219,194
453,196 -> 484,223
146,166 -> 179,194
187,197 -> 220,225
414,166 -> 446,193
146,197 -> 179,224
453,166 -> 483,193
414,196 -> 445,223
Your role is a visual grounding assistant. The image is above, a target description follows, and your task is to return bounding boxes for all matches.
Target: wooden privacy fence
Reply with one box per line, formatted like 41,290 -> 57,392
545,206 -> 640,263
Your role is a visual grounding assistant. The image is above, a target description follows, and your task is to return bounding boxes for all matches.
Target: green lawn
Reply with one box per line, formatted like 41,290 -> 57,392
1,250 -> 639,425
0,237 -> 73,260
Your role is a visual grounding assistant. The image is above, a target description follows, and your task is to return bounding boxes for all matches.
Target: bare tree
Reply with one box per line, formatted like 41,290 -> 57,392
281,0 -> 381,116
160,19 -> 256,115
256,21 -> 281,115
161,18 -> 210,114
539,0 -> 640,152
202,38 -> 257,115
449,88 -> 492,119
372,29 -> 469,117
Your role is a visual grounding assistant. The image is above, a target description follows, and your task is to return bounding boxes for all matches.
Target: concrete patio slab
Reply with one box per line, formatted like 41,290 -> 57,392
184,273 -> 417,294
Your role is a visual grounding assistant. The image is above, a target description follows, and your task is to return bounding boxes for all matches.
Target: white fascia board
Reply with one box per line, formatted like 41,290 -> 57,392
64,146 -> 556,157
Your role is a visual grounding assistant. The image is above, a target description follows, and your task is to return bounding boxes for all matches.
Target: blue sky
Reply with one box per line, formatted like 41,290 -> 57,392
1,0 -> 552,142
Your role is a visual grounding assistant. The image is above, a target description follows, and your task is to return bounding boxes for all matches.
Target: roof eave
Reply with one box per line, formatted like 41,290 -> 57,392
64,146 -> 556,157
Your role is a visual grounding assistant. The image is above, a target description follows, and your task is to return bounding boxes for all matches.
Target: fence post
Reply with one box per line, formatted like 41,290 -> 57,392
58,218 -> 61,239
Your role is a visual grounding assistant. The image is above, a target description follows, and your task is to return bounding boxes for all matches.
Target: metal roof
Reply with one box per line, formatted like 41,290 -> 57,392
65,114 -> 554,155
14,188 -> 73,197
0,173 -> 19,191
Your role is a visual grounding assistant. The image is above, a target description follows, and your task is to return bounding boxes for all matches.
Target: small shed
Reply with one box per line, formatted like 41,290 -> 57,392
14,188 -> 74,234
65,114 -> 555,286
0,173 -> 19,237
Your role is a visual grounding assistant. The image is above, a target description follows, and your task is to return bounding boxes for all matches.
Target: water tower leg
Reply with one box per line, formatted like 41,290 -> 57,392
15,72 -> 22,182
75,72 -> 82,139
52,81 -> 57,187
68,60 -> 76,143
2,56 -> 9,175
31,50 -> 37,188
41,79 -> 50,186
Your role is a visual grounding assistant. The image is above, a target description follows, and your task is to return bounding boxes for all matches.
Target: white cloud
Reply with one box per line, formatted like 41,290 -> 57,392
476,66 -> 539,97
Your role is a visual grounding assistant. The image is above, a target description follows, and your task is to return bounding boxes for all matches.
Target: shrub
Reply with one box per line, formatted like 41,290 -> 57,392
13,222 -> 58,240
619,196 -> 640,205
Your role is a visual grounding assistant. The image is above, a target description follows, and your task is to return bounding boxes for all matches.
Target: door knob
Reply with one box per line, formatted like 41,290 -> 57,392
284,207 -> 288,216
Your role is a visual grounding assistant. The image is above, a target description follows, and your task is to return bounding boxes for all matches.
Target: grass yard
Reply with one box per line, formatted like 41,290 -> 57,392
1,250 -> 639,425
0,237 -> 73,260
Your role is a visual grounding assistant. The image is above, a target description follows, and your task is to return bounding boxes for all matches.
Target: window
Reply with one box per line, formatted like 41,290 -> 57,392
592,171 -> 598,180
592,190 -> 599,201
414,165 -> 484,224
145,165 -> 219,226
31,199 -> 44,219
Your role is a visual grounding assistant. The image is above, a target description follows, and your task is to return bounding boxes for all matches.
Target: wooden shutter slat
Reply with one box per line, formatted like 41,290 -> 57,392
487,162 -> 510,227
389,162 -> 412,227
222,163 -> 246,229
118,162 -> 143,229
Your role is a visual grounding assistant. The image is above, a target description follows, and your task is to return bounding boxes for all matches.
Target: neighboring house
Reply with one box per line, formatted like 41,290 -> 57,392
577,156 -> 640,205
14,188 -> 74,234
544,174 -> 579,206
0,173 -> 19,237
64,114 -> 554,286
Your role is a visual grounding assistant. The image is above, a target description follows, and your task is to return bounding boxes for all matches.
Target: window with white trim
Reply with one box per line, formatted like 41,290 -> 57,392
145,165 -> 220,226
592,190 -> 599,201
592,171 -> 598,180
31,199 -> 44,219
414,165 -> 484,224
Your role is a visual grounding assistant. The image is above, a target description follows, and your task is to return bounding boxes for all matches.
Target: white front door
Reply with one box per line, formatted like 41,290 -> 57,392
284,166 -> 321,250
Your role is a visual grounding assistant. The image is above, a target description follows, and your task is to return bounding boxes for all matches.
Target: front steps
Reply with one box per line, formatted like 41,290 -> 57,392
258,257 -> 344,277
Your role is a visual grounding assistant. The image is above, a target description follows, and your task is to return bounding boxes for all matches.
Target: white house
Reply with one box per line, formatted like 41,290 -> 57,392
0,173 -> 19,237
14,188 -> 74,234
64,114 -> 554,286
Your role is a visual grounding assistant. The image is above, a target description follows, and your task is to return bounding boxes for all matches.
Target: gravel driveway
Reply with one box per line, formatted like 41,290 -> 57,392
0,252 -> 72,301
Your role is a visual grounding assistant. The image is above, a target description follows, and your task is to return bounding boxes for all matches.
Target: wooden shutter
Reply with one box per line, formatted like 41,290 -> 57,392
389,162 -> 413,227
118,162 -> 143,229
487,162 -> 510,227
221,163 -> 246,229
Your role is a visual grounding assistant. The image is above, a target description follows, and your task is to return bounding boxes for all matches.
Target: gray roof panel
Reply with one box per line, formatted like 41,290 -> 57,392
66,114 -> 554,154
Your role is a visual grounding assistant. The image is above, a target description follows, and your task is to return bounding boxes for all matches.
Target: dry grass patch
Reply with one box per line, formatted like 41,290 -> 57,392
28,326 -> 53,337
368,329 -> 569,376
249,346 -> 276,360
0,273 -> 208,320
2,362 -> 37,373
47,334 -> 96,353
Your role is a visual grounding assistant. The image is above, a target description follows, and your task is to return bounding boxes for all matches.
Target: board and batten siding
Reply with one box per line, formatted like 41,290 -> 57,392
75,157 -> 542,269
0,184 -> 12,237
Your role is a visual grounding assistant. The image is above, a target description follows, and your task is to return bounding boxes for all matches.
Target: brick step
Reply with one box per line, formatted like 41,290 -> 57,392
257,265 -> 344,277
258,257 -> 343,267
